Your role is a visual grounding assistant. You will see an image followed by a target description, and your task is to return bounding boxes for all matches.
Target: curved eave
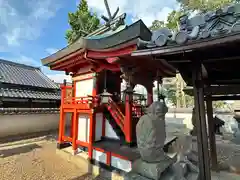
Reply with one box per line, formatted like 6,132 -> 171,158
41,20 -> 151,67
48,43 -> 137,72
41,41 -> 86,66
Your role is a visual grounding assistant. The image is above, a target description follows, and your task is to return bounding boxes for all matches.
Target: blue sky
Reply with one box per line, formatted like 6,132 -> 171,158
0,0 -> 178,83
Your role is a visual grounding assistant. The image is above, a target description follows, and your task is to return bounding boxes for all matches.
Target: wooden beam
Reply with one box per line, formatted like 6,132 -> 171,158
184,85 -> 240,96
210,95 -> 240,101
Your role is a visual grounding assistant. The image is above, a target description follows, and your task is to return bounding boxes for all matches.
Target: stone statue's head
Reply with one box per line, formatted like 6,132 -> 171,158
147,101 -> 168,118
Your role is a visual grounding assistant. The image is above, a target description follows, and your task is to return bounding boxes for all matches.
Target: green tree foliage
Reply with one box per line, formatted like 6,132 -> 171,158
177,0 -> 235,13
65,0 -> 100,44
165,10 -> 185,30
149,0 -> 236,31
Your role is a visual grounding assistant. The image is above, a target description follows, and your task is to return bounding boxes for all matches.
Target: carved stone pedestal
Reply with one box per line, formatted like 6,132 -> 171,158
131,156 -> 174,180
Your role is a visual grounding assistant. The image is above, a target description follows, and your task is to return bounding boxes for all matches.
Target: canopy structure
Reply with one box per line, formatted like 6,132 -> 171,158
132,3 -> 240,180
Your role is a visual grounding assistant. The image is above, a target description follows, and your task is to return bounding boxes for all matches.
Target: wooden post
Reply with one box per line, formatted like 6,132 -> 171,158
58,80 -> 67,144
206,95 -> 218,171
58,107 -> 64,143
192,61 -> 211,180
72,109 -> 78,153
125,87 -> 133,144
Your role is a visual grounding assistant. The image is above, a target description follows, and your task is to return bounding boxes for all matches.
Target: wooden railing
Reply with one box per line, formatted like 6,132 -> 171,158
60,85 -> 99,109
132,104 -> 144,118
63,96 -> 99,105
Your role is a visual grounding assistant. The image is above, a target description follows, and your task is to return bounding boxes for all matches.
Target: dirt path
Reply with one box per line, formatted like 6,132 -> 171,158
0,139 -> 92,180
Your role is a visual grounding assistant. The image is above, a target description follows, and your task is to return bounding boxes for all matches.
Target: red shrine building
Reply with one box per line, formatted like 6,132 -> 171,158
41,11 -> 176,172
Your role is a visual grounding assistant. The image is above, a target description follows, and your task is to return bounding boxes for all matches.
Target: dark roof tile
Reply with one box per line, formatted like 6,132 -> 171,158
0,88 -> 60,100
136,3 -> 240,49
0,59 -> 59,89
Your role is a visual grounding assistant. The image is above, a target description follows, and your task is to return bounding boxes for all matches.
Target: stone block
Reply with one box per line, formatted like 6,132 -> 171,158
92,165 -> 100,177
132,157 -> 174,180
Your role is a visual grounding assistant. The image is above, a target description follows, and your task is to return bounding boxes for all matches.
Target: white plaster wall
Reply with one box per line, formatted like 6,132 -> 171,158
105,119 -> 120,140
93,150 -> 107,164
78,114 -> 90,142
95,113 -> 103,141
0,113 -> 71,138
111,156 -> 132,172
75,78 -> 93,97
166,112 -> 193,129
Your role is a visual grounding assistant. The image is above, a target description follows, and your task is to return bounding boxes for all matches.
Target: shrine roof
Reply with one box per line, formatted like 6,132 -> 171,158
41,17 -> 152,66
0,59 -> 59,89
132,3 -> 240,56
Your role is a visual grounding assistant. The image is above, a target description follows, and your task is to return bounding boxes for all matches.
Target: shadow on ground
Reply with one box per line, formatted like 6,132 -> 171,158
0,143 -> 41,158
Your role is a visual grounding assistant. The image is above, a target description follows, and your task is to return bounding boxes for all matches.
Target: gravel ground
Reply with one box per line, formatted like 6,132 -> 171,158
0,139 -> 94,180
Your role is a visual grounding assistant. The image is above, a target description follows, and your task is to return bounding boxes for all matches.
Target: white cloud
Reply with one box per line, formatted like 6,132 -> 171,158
86,0 -> 179,26
16,56 -> 39,66
46,48 -> 59,55
0,0 -> 61,48
0,55 -> 40,67
47,74 -> 72,83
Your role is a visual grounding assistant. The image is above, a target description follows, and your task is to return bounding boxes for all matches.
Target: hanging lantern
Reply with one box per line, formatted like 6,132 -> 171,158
100,70 -> 112,104
100,89 -> 112,104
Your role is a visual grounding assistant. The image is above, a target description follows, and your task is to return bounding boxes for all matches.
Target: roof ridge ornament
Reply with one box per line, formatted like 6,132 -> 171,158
137,3 -> 240,49
101,0 -> 120,26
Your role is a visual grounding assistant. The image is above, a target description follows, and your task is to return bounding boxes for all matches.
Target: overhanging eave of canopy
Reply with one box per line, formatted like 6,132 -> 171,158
133,32 -> 240,86
131,4 -> 240,86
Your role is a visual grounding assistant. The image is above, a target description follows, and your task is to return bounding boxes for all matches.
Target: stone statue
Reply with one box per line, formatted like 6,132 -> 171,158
129,101 -> 174,180
136,101 -> 168,162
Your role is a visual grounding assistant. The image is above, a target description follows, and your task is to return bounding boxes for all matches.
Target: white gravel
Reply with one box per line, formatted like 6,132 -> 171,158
0,139 -> 93,180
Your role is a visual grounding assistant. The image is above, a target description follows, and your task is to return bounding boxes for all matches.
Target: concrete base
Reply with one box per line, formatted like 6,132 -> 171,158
56,147 -> 240,180
56,147 -> 125,180
57,142 -> 71,149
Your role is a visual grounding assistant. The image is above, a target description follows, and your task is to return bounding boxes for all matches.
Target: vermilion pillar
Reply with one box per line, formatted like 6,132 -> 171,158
124,87 -> 133,145
72,109 -> 78,154
88,112 -> 95,159
58,80 -> 66,144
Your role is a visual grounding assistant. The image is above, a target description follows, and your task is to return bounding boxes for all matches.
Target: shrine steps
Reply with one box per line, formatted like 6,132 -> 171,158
103,109 -> 125,142
104,99 -> 139,145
